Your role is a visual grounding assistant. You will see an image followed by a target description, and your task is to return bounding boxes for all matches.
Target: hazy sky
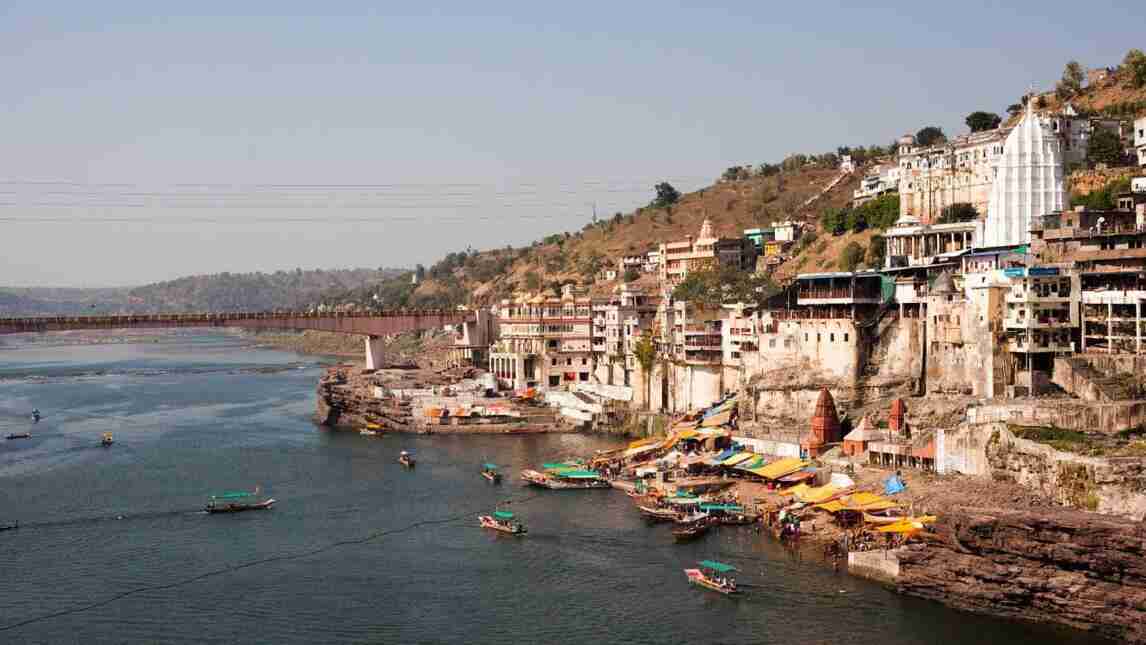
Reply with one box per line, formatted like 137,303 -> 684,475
2,1 -> 1142,286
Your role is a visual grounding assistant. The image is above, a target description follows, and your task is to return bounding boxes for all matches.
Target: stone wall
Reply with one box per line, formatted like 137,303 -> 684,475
967,400 -> 1146,434
897,507 -> 1146,643
985,423 -> 1146,519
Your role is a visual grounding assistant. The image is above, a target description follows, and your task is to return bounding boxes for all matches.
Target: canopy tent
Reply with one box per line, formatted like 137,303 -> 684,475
482,463 -> 499,470
493,511 -> 515,520
815,492 -> 899,513
699,560 -> 737,573
628,437 -> 659,450
793,483 -> 845,505
751,457 -> 809,480
712,447 -> 737,462
721,452 -> 755,467
873,516 -> 936,534
698,503 -> 745,512
676,429 -> 700,440
212,491 -> 254,500
541,462 -> 578,470
700,409 -> 733,428
778,469 -> 817,484
778,483 -> 811,498
623,443 -> 661,459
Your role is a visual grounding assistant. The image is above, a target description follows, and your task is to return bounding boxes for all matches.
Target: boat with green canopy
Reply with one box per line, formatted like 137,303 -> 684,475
684,560 -> 738,594
481,463 -> 502,484
520,466 -> 610,489
204,488 -> 275,514
479,509 -> 527,535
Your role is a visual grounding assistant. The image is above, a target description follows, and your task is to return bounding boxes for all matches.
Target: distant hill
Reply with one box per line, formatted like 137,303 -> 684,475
0,268 -> 406,315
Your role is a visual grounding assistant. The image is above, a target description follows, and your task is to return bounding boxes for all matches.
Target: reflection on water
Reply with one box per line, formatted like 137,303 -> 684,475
0,334 -> 1108,644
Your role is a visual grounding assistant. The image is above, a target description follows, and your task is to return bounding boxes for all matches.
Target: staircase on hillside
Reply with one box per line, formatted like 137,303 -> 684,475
1060,357 -> 1137,401
799,168 -> 853,211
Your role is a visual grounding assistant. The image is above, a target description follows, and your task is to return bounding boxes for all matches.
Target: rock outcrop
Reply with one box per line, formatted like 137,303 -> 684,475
897,506 -> 1146,642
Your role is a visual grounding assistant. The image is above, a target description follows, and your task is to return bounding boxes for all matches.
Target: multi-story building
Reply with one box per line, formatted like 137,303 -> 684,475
658,219 -> 756,289
592,285 -> 660,386
1135,116 -> 1146,167
883,220 -> 977,269
488,285 -> 594,391
897,105 -> 1085,225
852,163 -> 900,205
896,128 -> 1010,224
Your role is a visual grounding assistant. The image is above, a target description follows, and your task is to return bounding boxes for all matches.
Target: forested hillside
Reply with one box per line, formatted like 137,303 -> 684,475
1,268 -> 404,315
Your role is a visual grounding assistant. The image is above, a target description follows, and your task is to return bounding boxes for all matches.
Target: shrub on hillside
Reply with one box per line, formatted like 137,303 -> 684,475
838,242 -> 865,272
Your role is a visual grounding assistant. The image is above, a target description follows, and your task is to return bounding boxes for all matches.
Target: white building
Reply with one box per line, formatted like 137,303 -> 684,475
1135,116 -> 1146,167
980,102 -> 1066,248
772,221 -> 799,243
852,163 -> 900,205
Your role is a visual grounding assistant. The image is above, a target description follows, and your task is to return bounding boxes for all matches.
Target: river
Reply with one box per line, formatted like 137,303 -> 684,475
0,333 -> 1106,644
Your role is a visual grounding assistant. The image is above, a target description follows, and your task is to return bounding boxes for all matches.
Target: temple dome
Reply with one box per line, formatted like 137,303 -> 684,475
981,102 -> 1065,247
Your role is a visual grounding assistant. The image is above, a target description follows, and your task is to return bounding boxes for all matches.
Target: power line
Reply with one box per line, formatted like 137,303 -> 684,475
0,492 -> 538,633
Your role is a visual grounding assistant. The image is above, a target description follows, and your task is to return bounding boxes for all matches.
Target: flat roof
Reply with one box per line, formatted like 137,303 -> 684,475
795,271 -> 882,280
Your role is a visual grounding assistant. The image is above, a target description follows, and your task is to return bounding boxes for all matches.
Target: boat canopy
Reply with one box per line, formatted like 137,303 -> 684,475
700,560 -> 737,573
212,491 -> 254,500
493,511 -> 515,520
541,462 -> 577,470
483,463 -> 499,470
556,470 -> 601,479
699,503 -> 744,512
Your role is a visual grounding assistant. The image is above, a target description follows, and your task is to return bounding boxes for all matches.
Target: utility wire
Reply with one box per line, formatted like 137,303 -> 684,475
0,492 -> 538,633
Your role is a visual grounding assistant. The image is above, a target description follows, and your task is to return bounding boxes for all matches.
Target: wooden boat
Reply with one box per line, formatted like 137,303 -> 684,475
204,490 -> 275,514
521,467 -> 609,490
479,510 -> 527,535
672,513 -> 711,542
0,521 -> 18,532
399,450 -> 416,468
637,505 -> 681,522
6,432 -> 31,440
359,428 -> 379,436
684,560 -> 738,594
481,463 -> 502,483
101,432 -> 114,447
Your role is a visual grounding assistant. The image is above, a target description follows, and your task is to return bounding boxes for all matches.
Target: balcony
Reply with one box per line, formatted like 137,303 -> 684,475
797,287 -> 882,305
1006,339 -> 1075,354
1005,291 -> 1071,304
1004,316 -> 1074,330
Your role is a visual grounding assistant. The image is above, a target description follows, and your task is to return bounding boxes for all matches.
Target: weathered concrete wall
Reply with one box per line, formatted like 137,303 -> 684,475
986,424 -> 1146,520
936,424 -> 995,476
848,549 -> 901,585
967,400 -> 1146,434
1053,357 -> 1112,402
897,507 -> 1146,643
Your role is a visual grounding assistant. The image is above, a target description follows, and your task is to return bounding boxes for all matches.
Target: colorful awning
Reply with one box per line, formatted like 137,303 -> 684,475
752,457 -> 809,480
721,452 -> 754,466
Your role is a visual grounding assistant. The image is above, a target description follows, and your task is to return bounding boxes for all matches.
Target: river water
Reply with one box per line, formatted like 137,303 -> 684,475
0,333 -> 1106,644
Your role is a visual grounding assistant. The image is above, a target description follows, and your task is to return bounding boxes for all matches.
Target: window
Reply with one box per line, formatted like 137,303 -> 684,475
579,372 -> 589,382
816,333 -> 821,342
551,358 -> 557,366
769,339 -> 776,348
566,358 -> 572,366
830,333 -> 835,342
805,333 -> 808,342
843,333 -> 849,342
581,358 -> 587,365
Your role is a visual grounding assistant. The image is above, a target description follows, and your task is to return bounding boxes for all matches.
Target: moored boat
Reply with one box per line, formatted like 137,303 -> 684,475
672,512 -> 711,542
399,450 -> 416,468
0,521 -> 18,532
6,432 -> 31,440
684,560 -> 738,594
479,510 -> 527,535
204,490 -> 275,514
638,505 -> 681,522
101,432 -> 114,447
360,428 -> 379,436
521,466 -> 609,490
481,463 -> 502,483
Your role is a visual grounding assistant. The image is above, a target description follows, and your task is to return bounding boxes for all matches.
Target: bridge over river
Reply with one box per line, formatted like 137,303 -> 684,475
0,310 -> 475,369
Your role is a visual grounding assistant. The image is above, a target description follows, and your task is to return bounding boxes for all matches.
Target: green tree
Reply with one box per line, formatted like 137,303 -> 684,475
1088,128 -> 1124,166
623,267 -> 640,283
1006,103 -> 1023,117
1123,49 -> 1146,88
865,236 -> 886,269
722,166 -> 749,182
671,265 -> 778,308
1056,60 -> 1084,100
915,126 -> 946,147
524,271 -> 542,291
632,331 -> 657,411
965,111 -> 1002,133
937,203 -> 979,224
821,207 -> 847,235
838,242 -> 865,272
651,182 -> 681,209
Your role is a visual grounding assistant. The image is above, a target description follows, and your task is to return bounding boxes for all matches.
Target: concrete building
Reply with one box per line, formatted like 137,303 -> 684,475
658,219 -> 755,289
897,127 -> 1010,224
980,103 -> 1066,248
591,284 -> 659,387
883,221 -> 977,269
852,163 -> 900,205
1002,267 -> 1079,393
488,285 -> 594,391
1136,116 -> 1146,167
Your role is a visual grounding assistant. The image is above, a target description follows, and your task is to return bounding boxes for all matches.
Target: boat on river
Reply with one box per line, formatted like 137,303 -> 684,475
672,512 -> 711,542
204,490 -> 275,514
481,463 -> 502,483
6,432 -> 31,440
638,505 -> 681,522
101,432 -> 114,447
399,450 -> 416,468
479,510 -> 527,535
0,521 -> 18,532
684,560 -> 738,594
520,468 -> 609,490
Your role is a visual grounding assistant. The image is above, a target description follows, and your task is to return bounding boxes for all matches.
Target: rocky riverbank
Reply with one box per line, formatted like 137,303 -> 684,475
897,506 -> 1146,643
